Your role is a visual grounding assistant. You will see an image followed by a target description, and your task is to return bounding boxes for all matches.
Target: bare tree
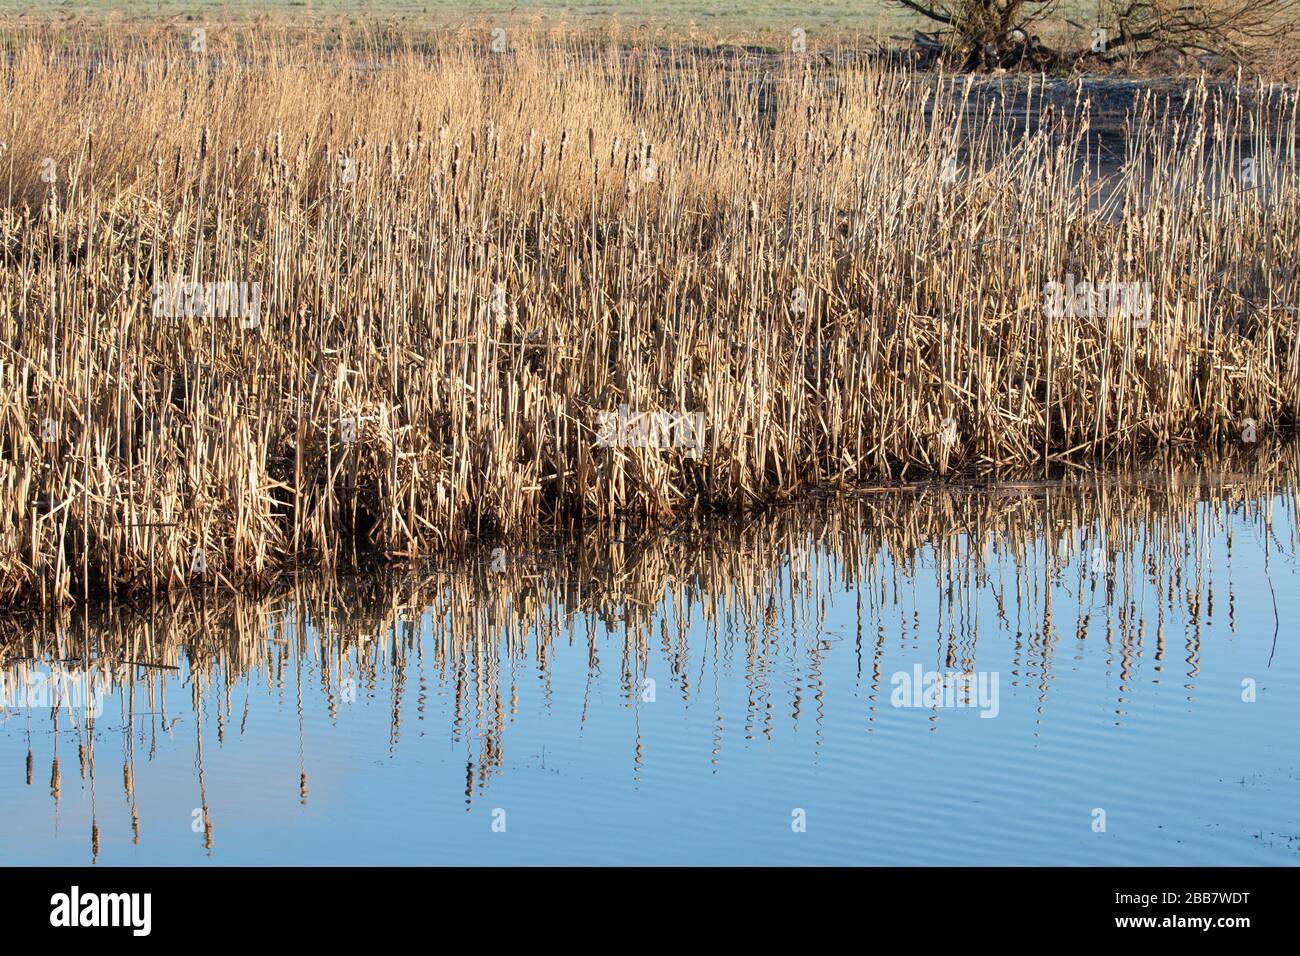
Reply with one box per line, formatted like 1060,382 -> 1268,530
892,0 -> 1298,68
1096,0 -> 1300,59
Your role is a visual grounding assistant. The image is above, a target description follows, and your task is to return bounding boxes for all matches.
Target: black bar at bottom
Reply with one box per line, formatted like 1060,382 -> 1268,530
0,866 -> 1290,940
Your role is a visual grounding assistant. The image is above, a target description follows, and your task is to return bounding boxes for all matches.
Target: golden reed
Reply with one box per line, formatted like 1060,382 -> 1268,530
0,22 -> 1297,605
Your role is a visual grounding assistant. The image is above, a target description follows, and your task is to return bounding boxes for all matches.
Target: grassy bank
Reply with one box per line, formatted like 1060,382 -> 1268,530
0,3 -> 1151,54
1,24 -> 1298,606
0,3 -> 916,37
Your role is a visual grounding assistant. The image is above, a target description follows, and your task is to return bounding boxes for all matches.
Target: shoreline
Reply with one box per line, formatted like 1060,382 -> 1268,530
3,448 -> 1292,612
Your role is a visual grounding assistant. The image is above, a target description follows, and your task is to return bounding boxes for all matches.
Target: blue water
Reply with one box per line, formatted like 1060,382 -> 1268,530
2,474 -> 1298,865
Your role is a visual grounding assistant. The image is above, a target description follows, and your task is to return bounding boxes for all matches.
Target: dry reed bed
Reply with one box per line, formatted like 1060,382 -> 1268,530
0,25 -> 1298,606
3,453 -> 1294,848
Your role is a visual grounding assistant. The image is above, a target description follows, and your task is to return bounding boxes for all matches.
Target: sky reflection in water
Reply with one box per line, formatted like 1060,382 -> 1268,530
2,462 -> 1298,865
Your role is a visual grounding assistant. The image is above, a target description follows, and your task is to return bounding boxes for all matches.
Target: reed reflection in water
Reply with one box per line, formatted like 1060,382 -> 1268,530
2,456 -> 1299,865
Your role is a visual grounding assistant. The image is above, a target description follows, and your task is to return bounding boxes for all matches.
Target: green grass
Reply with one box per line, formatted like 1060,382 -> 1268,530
0,2 -> 1114,41
2,0 -> 904,27
0,1 -> 1116,52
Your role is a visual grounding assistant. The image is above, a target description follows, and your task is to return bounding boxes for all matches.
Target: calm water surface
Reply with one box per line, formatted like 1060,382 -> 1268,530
2,464 -> 1298,865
